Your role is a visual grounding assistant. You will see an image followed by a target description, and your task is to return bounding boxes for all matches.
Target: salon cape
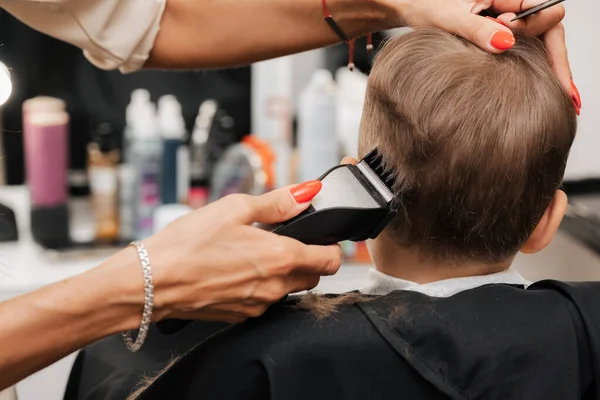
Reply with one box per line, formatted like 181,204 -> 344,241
65,276 -> 600,399
0,0 -> 165,73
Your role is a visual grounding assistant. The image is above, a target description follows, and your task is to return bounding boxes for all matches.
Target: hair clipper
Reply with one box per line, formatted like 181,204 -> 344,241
257,148 -> 397,245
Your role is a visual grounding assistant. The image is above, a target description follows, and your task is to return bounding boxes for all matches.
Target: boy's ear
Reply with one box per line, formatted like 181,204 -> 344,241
520,190 -> 568,255
341,156 -> 359,165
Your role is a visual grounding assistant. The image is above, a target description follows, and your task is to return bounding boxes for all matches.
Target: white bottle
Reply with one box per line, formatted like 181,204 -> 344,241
120,89 -> 156,239
251,57 -> 293,188
297,69 -> 339,182
123,89 -> 153,164
129,106 -> 163,239
335,68 -> 368,159
158,95 -> 187,204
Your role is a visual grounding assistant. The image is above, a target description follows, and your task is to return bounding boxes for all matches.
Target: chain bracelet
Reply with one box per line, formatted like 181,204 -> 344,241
122,241 -> 154,353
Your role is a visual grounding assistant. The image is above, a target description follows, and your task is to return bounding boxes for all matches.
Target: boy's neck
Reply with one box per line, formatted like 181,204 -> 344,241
369,232 -> 513,285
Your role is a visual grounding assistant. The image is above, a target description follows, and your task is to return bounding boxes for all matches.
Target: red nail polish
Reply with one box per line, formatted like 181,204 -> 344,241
290,180 -> 322,203
485,16 -> 508,27
571,80 -> 582,109
490,31 -> 515,50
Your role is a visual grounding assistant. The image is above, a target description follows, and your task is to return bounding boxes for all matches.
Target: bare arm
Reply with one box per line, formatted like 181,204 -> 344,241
146,0 -> 574,100
0,184 -> 341,390
146,0 -> 399,69
0,249 -> 142,389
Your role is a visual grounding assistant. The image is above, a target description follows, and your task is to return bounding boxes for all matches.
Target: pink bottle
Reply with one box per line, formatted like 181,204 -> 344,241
25,111 -> 69,206
22,96 -> 67,205
22,97 -> 71,248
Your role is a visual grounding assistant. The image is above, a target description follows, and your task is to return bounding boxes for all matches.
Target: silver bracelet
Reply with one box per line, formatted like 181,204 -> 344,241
122,241 -> 154,353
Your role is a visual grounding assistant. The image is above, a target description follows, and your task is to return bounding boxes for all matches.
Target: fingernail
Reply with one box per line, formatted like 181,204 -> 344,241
290,180 -> 322,203
571,80 -> 582,109
574,104 -> 581,116
490,31 -> 515,50
485,16 -> 508,27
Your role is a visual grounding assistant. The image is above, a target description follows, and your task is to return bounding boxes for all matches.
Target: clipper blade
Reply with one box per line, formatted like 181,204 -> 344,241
357,148 -> 395,203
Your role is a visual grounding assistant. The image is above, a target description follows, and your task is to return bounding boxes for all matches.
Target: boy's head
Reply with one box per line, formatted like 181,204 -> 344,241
358,28 -> 577,270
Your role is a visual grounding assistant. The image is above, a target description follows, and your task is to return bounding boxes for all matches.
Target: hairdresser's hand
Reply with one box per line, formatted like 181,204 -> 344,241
142,181 -> 342,324
392,0 -> 576,109
491,0 -> 577,111
393,0 -> 516,52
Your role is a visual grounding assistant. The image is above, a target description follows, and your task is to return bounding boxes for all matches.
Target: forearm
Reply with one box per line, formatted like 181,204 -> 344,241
0,249 -> 143,390
147,0 -> 399,69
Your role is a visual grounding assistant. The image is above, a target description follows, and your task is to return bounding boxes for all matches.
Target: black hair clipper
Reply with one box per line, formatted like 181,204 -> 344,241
257,148 -> 397,245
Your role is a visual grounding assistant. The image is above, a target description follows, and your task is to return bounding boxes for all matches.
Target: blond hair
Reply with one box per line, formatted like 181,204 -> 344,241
359,28 -> 577,264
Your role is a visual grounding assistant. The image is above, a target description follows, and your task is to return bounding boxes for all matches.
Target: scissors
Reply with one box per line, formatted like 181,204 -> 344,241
479,0 -> 566,22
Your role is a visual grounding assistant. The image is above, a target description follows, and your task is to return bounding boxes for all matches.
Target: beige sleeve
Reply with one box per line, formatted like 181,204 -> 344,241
0,0 -> 166,73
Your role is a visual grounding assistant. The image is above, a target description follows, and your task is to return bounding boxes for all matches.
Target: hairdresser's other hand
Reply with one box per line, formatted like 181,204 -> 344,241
142,181 -> 342,324
492,0 -> 575,110
393,0 -> 575,111
394,0 -> 516,53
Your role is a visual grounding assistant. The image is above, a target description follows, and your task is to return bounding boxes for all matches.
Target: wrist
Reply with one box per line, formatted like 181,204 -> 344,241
87,247 -> 149,332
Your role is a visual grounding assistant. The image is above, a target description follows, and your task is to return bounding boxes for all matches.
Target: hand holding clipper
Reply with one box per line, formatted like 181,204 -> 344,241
257,149 -> 396,246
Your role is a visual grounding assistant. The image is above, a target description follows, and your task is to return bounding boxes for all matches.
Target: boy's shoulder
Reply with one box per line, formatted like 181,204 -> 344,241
233,283 -> 594,398
363,282 -> 597,399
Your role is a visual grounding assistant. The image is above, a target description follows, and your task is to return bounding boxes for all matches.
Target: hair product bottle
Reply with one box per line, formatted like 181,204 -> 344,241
24,107 -> 71,249
129,105 -> 162,239
88,122 -> 120,242
297,69 -> 339,183
252,57 -> 293,188
158,95 -> 187,205
123,89 -> 152,164
120,89 -> 155,240
188,100 -> 215,209
335,68 -> 368,159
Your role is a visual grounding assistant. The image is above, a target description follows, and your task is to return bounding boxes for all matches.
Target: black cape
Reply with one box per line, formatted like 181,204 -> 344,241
64,280 -> 600,400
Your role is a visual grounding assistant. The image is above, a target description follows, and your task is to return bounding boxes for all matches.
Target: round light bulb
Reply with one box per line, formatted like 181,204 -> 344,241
0,62 -> 12,106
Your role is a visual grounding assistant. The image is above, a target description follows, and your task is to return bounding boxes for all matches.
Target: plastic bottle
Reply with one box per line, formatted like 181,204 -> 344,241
297,69 -> 339,182
335,68 -> 368,159
88,122 -> 120,242
158,95 -> 187,204
251,57 -> 293,188
123,89 -> 153,164
129,105 -> 162,239
24,109 -> 71,249
187,101 -> 214,209
120,89 -> 154,240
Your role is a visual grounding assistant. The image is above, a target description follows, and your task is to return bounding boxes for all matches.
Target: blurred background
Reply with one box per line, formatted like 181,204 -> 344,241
0,1 -> 599,398
0,1 -> 598,275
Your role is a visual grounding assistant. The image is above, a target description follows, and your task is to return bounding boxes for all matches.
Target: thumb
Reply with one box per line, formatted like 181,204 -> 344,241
448,14 -> 516,53
243,180 -> 323,225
